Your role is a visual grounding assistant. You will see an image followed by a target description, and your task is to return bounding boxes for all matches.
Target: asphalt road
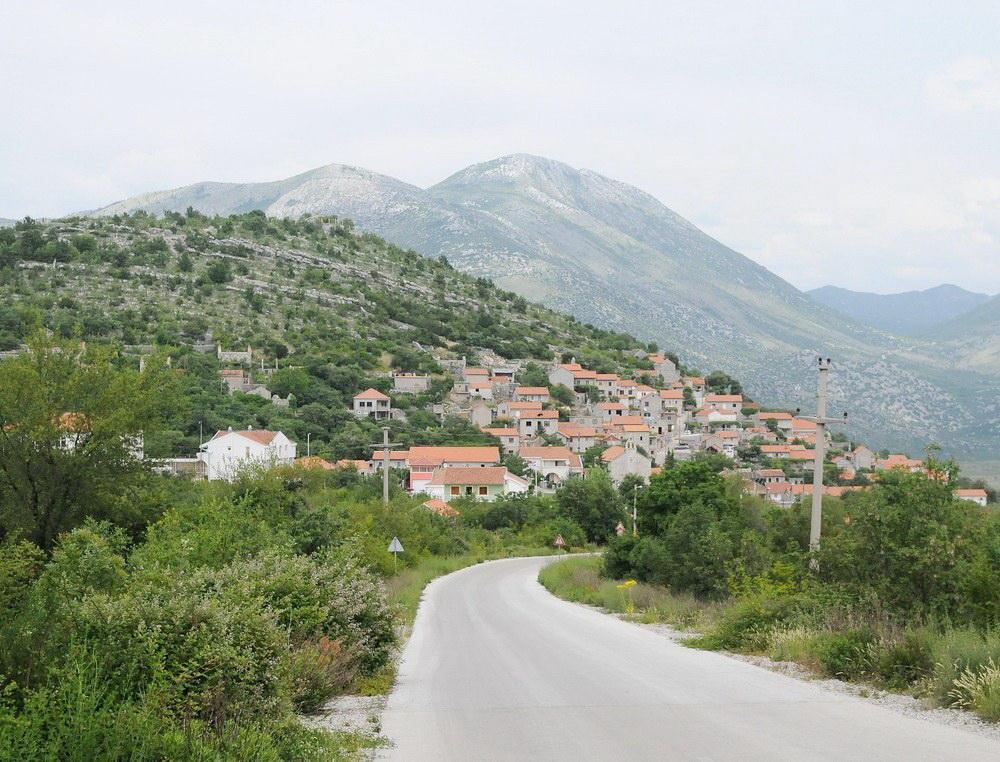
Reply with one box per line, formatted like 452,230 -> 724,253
378,555 -> 998,761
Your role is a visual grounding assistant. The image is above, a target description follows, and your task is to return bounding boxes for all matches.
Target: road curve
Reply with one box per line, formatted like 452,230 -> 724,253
378,556 -> 998,761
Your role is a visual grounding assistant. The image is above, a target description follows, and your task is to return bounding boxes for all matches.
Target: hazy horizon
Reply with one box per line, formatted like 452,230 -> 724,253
2,1 -> 998,294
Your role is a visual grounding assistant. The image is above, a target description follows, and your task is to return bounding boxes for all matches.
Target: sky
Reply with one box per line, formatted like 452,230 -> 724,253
1,1 -> 998,293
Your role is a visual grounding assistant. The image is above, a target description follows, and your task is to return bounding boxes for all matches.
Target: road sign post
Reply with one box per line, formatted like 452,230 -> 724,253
388,536 -> 404,572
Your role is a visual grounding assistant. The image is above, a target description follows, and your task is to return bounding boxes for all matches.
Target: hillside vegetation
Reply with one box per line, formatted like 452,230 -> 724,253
0,211 -> 658,462
91,154 -> 1000,456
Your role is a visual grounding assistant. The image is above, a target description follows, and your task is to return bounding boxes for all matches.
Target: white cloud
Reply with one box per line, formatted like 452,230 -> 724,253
926,58 -> 1000,111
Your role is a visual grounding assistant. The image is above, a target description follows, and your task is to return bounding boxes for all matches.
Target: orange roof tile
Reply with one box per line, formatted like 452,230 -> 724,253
557,422 -> 597,437
520,446 -> 575,460
211,428 -> 279,445
422,497 -> 459,518
601,446 -> 626,462
515,386 -> 549,395
295,456 -> 336,470
354,388 -> 390,400
482,427 -> 518,437
429,466 -> 508,486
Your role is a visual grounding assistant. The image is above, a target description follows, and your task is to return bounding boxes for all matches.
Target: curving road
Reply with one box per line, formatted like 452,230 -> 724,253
378,556 -> 998,761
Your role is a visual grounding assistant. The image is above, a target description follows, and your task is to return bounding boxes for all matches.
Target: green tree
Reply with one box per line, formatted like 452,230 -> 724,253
206,259 -> 232,284
0,338 -> 178,549
555,470 -> 623,543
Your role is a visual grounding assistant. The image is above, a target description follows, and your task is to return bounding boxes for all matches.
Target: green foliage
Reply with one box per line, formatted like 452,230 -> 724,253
555,470 -> 623,543
0,338 -> 180,549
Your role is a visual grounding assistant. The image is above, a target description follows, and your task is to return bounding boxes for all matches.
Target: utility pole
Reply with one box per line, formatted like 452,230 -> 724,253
369,426 -> 402,506
800,358 -> 848,560
306,432 -> 311,458
632,483 -> 638,537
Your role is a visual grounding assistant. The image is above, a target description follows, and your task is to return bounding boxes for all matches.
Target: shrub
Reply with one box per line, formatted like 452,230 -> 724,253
697,592 -> 810,651
77,576 -> 289,727
948,659 -> 1000,721
285,637 -> 358,713
813,628 -> 878,680
874,629 -> 935,689
208,550 -> 395,674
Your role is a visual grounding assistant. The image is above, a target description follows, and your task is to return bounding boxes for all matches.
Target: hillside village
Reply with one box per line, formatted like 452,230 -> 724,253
1,213 -> 992,513
171,344 -> 992,512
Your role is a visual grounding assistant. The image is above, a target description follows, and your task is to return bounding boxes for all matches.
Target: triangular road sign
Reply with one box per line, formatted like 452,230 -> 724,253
388,537 -> 404,553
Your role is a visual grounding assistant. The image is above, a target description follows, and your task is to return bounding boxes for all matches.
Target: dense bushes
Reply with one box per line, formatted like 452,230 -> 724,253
592,460 -> 1000,721
0,470 -> 411,759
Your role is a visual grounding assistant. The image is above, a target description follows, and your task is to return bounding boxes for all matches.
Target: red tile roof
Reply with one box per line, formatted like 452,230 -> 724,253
955,488 -> 988,498
482,427 -> 518,437
422,497 -> 459,518
407,446 -> 500,465
295,456 -> 336,470
601,446 -> 626,462
520,446 -> 575,460
211,428 -> 279,445
429,466 -> 508,486
354,388 -> 390,400
515,386 -> 549,395
557,422 -> 597,437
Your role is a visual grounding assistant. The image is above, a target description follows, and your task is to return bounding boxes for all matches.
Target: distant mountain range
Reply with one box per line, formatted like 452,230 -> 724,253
808,284 -> 992,335
90,155 -> 1000,456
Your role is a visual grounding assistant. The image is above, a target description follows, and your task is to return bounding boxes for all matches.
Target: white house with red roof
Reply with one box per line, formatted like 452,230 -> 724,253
517,408 -> 559,438
353,388 -> 391,419
555,422 -> 598,453
704,393 -> 743,413
423,466 -> 529,503
198,427 -> 296,481
405,446 -> 501,493
594,373 -> 620,397
482,427 -> 520,454
519,446 -> 583,486
954,488 -> 988,506
467,380 -> 494,400
513,386 -> 550,403
496,399 -> 543,419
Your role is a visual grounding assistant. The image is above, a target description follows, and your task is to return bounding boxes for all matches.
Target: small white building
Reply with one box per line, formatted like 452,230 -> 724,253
518,409 -> 559,438
555,422 -> 598,453
468,380 -> 494,400
954,488 -> 988,506
482,427 -> 520,454
519,446 -> 583,486
353,388 -> 392,419
423,466 -> 529,503
198,427 -> 296,481
513,386 -> 550,403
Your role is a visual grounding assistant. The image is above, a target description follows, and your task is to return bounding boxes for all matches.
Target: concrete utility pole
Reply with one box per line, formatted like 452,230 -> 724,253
632,483 -> 638,537
800,358 -> 848,557
370,426 -> 402,506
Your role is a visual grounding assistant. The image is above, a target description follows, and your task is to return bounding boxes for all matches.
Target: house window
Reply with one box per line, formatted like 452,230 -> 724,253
479,486 -> 488,496
450,486 -> 460,496
465,486 -> 473,495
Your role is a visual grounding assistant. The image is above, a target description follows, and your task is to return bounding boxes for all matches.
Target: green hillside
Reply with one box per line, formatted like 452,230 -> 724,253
0,212 -> 663,460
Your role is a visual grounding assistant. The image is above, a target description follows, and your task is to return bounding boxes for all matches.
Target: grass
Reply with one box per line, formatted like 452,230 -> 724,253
537,555 -> 721,632
539,557 -> 1000,724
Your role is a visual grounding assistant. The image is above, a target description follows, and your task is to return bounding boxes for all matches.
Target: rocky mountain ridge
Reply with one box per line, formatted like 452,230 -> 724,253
90,155 -> 1000,455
